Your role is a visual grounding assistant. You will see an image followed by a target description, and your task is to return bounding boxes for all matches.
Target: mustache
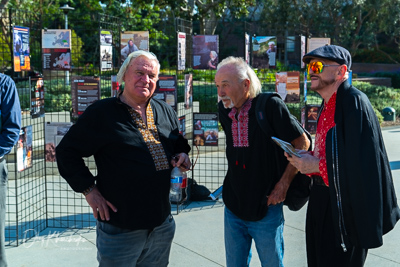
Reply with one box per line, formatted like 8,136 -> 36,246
219,96 -> 234,109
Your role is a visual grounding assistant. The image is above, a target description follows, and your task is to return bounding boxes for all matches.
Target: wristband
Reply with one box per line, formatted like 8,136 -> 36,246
82,184 -> 96,196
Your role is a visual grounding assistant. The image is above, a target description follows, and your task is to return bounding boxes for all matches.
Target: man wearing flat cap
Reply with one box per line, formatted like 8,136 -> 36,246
285,45 -> 400,266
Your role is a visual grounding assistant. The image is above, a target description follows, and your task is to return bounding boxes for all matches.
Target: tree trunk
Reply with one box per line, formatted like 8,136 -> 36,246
204,11 -> 218,35
199,16 -> 205,35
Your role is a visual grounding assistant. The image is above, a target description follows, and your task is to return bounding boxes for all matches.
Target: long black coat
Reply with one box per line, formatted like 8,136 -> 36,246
325,80 -> 400,249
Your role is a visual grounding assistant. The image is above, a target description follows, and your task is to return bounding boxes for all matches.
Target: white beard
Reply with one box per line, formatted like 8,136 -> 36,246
220,96 -> 234,109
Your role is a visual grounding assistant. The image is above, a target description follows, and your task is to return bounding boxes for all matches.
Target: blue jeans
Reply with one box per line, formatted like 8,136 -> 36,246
96,215 -> 175,267
224,204 -> 284,267
0,159 -> 7,267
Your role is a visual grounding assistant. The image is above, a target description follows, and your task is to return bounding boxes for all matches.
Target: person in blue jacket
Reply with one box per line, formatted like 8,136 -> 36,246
0,74 -> 22,267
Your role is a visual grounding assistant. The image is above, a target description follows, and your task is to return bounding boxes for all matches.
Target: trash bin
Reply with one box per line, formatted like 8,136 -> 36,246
382,107 -> 396,121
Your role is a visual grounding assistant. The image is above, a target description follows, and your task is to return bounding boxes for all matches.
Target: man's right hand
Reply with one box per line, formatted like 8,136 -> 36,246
85,186 -> 117,221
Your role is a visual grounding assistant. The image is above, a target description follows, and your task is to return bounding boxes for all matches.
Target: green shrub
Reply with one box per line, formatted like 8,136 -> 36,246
353,81 -> 400,118
357,72 -> 400,89
192,83 -> 218,112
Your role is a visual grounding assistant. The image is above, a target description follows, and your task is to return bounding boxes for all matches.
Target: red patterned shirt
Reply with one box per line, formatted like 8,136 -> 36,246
228,99 -> 252,147
313,92 -> 337,186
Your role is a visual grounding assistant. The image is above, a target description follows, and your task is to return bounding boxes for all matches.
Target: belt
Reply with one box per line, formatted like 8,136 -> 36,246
311,175 -> 327,187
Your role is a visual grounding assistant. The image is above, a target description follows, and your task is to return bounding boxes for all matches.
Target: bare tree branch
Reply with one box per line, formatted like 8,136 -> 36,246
374,35 -> 399,64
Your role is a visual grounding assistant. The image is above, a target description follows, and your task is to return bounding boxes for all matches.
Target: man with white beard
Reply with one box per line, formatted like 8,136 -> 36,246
215,56 -> 309,267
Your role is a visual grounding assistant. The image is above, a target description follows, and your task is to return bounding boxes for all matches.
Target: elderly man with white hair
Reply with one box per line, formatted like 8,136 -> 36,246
56,50 -> 191,266
215,56 -> 309,267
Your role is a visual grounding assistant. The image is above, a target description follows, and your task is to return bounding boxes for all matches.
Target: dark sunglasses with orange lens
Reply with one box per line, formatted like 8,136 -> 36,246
307,61 -> 341,74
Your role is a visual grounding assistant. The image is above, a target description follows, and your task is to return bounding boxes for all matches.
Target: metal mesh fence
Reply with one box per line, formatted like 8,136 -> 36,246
1,8 -> 47,247
6,8 -> 394,247
42,12 -> 98,232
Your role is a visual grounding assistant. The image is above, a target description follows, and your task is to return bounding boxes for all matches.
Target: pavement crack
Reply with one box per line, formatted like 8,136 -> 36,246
172,242 -> 224,266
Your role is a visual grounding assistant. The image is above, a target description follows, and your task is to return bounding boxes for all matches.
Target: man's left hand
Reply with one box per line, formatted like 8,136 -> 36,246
267,179 -> 290,206
285,151 -> 320,174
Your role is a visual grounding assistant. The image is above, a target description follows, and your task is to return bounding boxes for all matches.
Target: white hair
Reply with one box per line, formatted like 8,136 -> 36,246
216,56 -> 262,98
210,51 -> 218,59
117,50 -> 160,84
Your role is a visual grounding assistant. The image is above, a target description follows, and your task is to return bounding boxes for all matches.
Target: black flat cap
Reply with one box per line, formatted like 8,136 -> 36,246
303,45 -> 352,70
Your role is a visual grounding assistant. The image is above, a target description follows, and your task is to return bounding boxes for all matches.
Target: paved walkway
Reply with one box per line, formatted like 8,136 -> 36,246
6,126 -> 400,267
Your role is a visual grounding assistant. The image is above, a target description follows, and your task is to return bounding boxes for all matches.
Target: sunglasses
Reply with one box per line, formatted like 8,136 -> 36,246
307,62 -> 341,74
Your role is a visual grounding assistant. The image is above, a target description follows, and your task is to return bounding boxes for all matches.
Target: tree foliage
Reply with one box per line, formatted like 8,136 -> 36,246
256,0 -> 400,63
3,0 -> 400,65
173,0 -> 256,34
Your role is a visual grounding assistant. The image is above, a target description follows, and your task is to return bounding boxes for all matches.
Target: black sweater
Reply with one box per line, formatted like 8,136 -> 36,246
56,97 -> 190,230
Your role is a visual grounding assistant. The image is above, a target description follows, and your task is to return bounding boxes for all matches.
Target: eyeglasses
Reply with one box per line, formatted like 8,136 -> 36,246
307,61 -> 341,74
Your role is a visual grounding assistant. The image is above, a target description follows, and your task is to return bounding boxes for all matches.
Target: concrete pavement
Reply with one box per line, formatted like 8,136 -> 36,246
5,126 -> 400,267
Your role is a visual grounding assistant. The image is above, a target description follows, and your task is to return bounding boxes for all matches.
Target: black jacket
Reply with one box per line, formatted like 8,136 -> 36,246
325,80 -> 400,249
56,96 -> 190,230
